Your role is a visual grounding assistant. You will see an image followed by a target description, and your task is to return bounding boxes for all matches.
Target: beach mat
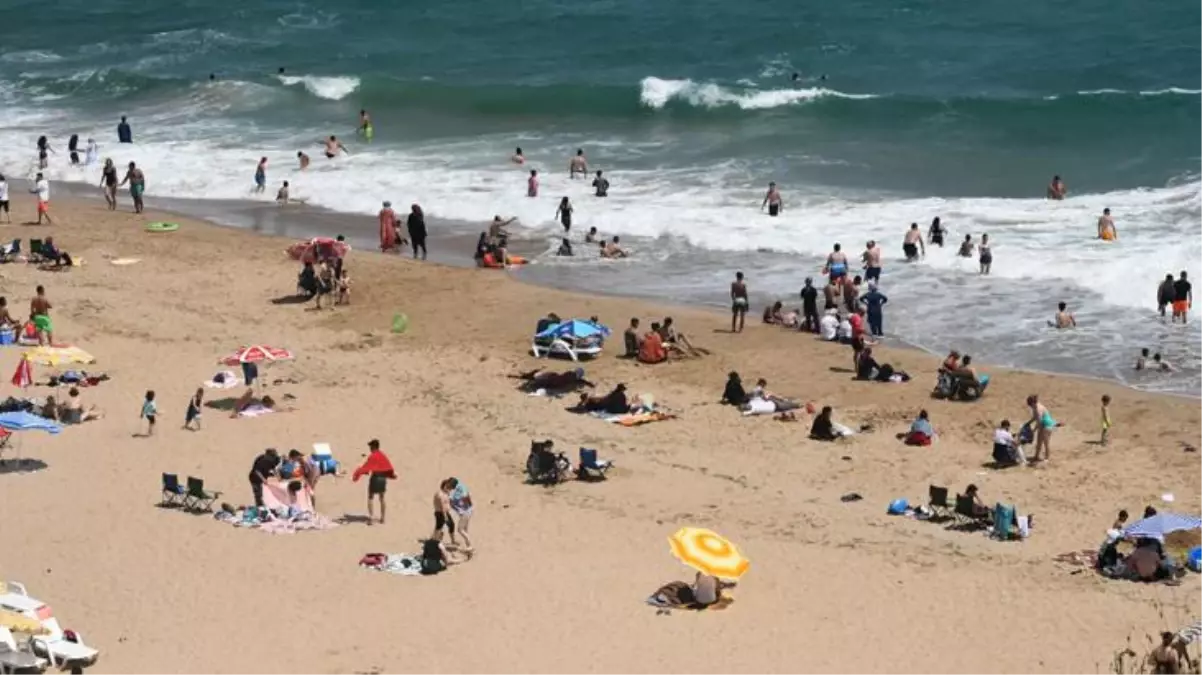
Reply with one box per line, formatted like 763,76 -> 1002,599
645,581 -> 734,611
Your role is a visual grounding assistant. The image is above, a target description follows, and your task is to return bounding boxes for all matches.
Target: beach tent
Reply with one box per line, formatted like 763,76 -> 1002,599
1123,513 -> 1202,542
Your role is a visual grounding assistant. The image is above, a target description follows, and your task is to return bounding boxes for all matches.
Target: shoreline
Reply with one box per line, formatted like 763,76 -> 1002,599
42,178 -> 1199,400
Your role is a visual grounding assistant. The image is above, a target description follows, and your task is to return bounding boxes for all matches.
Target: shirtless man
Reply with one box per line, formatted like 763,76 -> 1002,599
1047,174 -> 1067,200
761,181 -> 782,216
730,271 -> 749,333
120,162 -> 146,214
862,240 -> 882,282
569,149 -> 587,178
296,151 -> 310,170
1149,632 -> 1182,674
604,236 -> 627,258
1052,301 -> 1076,329
512,147 -> 525,164
1097,208 -> 1117,240
276,181 -> 290,205
431,480 -> 458,546
30,285 -> 52,346
903,223 -> 925,261
823,243 -> 849,284
322,135 -> 347,159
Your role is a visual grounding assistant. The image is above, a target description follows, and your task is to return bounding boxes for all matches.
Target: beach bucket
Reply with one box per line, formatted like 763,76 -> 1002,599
0,329 -> 14,346
1188,546 -> 1201,572
391,313 -> 409,334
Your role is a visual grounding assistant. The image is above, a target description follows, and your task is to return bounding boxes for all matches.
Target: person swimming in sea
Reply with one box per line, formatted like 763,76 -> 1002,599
928,217 -> 945,247
585,226 -> 599,244
322,135 -> 348,159
957,234 -> 974,258
276,180 -> 290,205
602,236 -> 627,259
512,147 -> 525,164
1097,208 -> 1117,241
1050,301 -> 1076,329
358,109 -> 373,142
1047,174 -> 1067,200
297,151 -> 310,170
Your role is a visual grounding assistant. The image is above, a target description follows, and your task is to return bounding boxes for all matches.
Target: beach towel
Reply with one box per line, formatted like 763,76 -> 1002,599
216,483 -> 337,534
204,371 -> 241,389
352,450 -> 397,481
645,581 -> 734,611
237,405 -> 274,418
360,553 -> 423,576
611,411 -> 677,427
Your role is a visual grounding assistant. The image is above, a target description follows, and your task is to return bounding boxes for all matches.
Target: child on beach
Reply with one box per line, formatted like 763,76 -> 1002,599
185,387 -> 203,431
141,390 -> 157,436
336,268 -> 351,305
1100,395 -> 1112,446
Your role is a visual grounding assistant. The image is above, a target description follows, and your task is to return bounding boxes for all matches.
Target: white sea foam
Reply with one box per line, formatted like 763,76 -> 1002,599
1,50 -> 63,64
277,75 -> 360,100
639,76 -> 876,110
1077,87 -> 1201,97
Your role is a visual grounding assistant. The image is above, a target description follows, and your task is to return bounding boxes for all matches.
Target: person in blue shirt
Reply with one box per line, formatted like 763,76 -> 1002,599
859,281 -> 888,336
117,116 -> 132,143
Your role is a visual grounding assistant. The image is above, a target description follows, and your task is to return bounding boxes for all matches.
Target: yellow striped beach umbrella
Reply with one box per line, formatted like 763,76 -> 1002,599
668,527 -> 750,580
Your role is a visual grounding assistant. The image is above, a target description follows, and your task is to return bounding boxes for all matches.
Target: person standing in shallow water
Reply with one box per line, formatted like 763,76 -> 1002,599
407,203 -> 428,261
555,197 -> 573,233
978,233 -> 993,275
761,181 -> 782,216
730,271 -> 749,333
527,169 -> 539,197
1047,174 -> 1067,200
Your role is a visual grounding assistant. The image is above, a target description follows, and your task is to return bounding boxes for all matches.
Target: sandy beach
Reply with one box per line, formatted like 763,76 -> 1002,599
0,189 -> 1197,673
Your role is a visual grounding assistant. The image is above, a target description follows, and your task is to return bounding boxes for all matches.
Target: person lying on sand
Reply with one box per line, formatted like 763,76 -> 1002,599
572,383 -> 629,414
513,367 -> 596,393
231,390 -> 293,417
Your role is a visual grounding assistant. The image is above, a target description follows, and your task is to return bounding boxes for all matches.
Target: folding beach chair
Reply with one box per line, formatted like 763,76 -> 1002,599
0,239 -> 19,263
160,473 -> 186,507
954,493 -> 990,527
928,485 -> 953,520
576,447 -> 612,482
27,239 -> 44,263
184,476 -> 222,512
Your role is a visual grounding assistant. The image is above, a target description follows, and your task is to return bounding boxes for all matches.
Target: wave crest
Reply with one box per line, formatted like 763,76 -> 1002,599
277,74 -> 360,100
639,76 -> 876,110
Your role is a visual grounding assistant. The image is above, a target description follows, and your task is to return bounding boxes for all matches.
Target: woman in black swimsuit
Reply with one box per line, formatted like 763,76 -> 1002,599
555,196 -> 573,232
100,159 -> 119,210
929,216 -> 945,247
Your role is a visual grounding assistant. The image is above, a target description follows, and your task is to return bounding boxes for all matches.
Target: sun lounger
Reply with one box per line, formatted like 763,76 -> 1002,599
160,473 -> 186,507
928,485 -> 953,520
28,622 -> 98,672
0,240 -> 19,264
576,447 -> 612,481
184,476 -> 222,512
0,626 -> 47,673
531,337 -> 602,362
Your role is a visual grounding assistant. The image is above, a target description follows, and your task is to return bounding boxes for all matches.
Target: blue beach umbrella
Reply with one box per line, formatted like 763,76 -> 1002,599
0,411 -> 62,434
535,319 -> 610,341
1123,513 -> 1202,542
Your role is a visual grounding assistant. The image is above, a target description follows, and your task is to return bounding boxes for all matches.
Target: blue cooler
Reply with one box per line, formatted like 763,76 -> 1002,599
0,329 -> 15,346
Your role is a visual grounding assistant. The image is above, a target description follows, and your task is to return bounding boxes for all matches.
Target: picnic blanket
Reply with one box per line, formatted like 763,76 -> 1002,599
595,410 -> 677,426
237,404 -> 274,418
213,482 -> 337,534
359,553 -> 423,576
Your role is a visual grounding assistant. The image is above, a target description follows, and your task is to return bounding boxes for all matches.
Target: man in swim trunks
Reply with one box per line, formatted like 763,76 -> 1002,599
761,182 -> 782,216
592,170 -> 609,197
824,243 -> 849,284
862,240 -> 882,282
432,479 -> 457,542
253,157 -> 267,194
1158,274 -> 1176,317
569,149 -> 587,179
1097,208 -> 1116,240
297,151 -> 310,170
1053,301 -> 1076,329
30,285 -> 52,346
604,236 -> 627,259
730,271 -> 749,333
512,147 -> 524,164
1172,271 -> 1192,323
903,223 -> 924,261
323,136 -> 347,159
1047,175 -> 1066,200
120,161 -> 145,214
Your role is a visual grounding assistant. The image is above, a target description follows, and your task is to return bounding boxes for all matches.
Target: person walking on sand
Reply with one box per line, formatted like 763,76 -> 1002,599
100,158 -> 119,210
1172,271 -> 1192,323
761,181 -> 783,216
978,233 -> 993,274
352,439 -> 397,525
447,477 -> 473,551
31,173 -> 52,225
860,281 -> 888,336
902,224 -> 923,262
1047,174 -> 1066,200
120,161 -> 145,213
378,201 -> 399,252
1099,394 -> 1112,446
555,196 -> 574,233
117,115 -> 132,144
1097,208 -> 1117,241
1025,394 -> 1056,462
30,285 -> 52,345
184,387 -> 203,430
140,390 -> 157,437
432,479 -> 457,543
569,149 -> 587,178
730,271 -> 749,333
527,169 -> 539,197
407,203 -> 428,260
253,157 -> 267,194
0,173 -> 9,224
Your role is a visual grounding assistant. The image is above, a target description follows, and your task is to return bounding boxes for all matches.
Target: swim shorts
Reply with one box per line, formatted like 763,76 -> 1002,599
37,201 -> 49,214
131,184 -> 144,198
829,262 -> 847,279
732,297 -> 748,314
0,201 -> 8,212
434,510 -> 456,534
1173,300 -> 1189,313
768,203 -> 780,217
903,243 -> 917,259
865,266 -> 881,282
33,315 -> 52,333
368,473 -> 388,495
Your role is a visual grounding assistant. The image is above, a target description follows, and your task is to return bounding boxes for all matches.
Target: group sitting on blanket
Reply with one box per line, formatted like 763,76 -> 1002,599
1096,507 -> 1184,583
721,372 -> 802,416
855,346 -> 911,383
624,317 -> 707,363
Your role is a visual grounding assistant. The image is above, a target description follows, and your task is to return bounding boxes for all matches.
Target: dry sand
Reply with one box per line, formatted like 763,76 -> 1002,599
0,190 -> 1198,673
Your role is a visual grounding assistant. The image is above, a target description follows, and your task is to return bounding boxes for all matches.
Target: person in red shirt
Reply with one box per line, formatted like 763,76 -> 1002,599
638,322 -> 668,364
352,439 -> 396,525
848,307 -> 874,370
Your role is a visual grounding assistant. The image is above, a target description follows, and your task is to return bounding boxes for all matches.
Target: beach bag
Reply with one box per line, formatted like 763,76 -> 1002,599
887,498 -> 909,515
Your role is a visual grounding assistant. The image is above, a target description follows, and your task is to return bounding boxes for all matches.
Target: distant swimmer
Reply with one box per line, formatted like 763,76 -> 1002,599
585,226 -> 599,243
322,135 -> 348,159
67,134 -> 80,166
1134,347 -> 1149,370
527,169 -> 539,197
117,115 -> 132,144
861,240 -> 881,282
1097,208 -> 1117,241
512,147 -> 525,164
84,138 -> 98,166
1050,301 -> 1076,329
957,234 -> 974,258
278,67 -> 286,75
36,135 -> 53,169
761,181 -> 782,216
1151,353 -> 1174,372
603,236 -> 627,259
978,233 -> 992,275
928,216 -> 945,247
1172,270 -> 1192,323
592,170 -> 609,197
569,149 -> 587,179
1157,274 -> 1175,317
209,73 -> 216,82
276,181 -> 290,205
555,196 -> 573,233
792,72 -> 800,82
358,109 -> 373,142
297,151 -> 310,170
253,156 -> 268,194
823,243 -> 848,284
903,223 -> 925,261
1047,174 -> 1067,200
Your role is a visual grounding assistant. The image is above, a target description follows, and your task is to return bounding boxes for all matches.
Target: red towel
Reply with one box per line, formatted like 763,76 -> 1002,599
352,451 -> 397,482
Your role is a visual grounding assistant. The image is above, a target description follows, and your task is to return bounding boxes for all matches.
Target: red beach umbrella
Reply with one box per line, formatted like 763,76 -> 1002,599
10,357 -> 31,389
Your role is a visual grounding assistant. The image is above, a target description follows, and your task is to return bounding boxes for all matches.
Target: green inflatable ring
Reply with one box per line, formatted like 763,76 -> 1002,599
145,221 -> 179,233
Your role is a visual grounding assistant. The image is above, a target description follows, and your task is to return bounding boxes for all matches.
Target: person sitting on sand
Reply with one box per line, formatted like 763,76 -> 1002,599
687,572 -> 734,608
721,371 -> 748,406
940,350 -> 961,374
574,383 -> 630,414
763,301 -> 784,325
61,387 -> 102,424
297,262 -> 317,298
40,396 -> 58,421
638,323 -> 668,364
623,317 -> 642,357
991,419 -> 1026,466
809,406 -> 845,441
903,409 -> 934,446
420,531 -> 467,576
964,484 -> 992,519
658,317 -> 704,357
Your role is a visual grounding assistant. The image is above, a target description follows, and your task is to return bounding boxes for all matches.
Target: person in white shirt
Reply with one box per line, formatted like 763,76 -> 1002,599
819,309 -> 839,341
992,419 -> 1026,465
84,138 -> 98,166
0,173 -> 9,223
836,314 -> 853,342
31,173 -> 52,225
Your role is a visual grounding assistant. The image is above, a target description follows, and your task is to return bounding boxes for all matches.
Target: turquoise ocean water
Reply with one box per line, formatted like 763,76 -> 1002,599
0,0 -> 1199,392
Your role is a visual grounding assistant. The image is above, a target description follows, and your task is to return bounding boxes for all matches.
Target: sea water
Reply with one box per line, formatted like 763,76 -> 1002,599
0,0 -> 1197,393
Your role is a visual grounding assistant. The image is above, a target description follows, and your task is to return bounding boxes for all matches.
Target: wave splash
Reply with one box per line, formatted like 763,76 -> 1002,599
277,74 -> 360,101
639,76 -> 876,110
